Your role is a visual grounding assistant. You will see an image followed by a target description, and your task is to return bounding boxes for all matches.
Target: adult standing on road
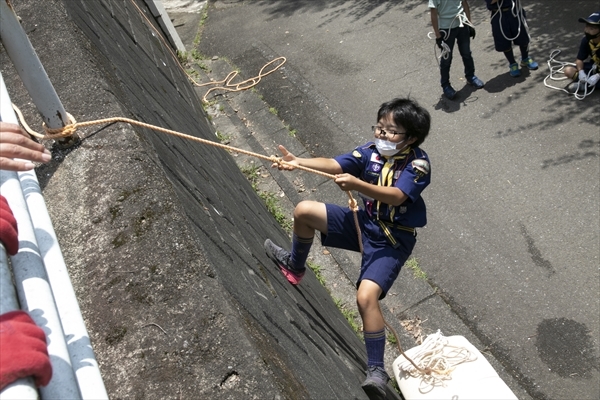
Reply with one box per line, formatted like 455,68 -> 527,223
429,0 -> 485,100
485,0 -> 538,77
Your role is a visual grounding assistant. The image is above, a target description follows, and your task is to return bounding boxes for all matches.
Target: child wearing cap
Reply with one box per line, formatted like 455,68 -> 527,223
563,11 -> 600,94
485,0 -> 538,77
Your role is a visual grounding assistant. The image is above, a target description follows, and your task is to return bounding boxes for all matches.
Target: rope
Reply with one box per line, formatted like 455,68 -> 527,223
12,103 -> 362,243
126,0 -> 287,103
543,49 -> 596,100
428,12 -> 475,65
491,0 -> 530,42
192,57 -> 287,103
394,330 -> 477,392
12,104 -> 77,140
384,316 -> 435,377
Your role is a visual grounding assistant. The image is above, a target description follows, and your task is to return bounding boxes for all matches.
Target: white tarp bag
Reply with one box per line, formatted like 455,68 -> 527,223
392,331 -> 518,400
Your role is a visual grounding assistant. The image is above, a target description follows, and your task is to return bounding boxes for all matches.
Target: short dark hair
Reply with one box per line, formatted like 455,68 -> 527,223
377,97 -> 431,148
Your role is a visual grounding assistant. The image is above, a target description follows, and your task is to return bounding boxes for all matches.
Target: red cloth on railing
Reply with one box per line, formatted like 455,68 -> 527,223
0,310 -> 52,390
0,195 -> 19,255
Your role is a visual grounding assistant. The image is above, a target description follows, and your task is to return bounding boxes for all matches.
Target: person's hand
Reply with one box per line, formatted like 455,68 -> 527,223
435,36 -> 444,49
271,145 -> 298,171
578,70 -> 588,83
0,122 -> 51,171
469,26 -> 476,39
586,73 -> 599,86
0,310 -> 52,390
334,173 -> 359,191
0,195 -> 18,255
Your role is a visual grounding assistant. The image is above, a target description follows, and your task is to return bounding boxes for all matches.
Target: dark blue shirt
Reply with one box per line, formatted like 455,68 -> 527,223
334,142 -> 431,227
576,36 -> 600,67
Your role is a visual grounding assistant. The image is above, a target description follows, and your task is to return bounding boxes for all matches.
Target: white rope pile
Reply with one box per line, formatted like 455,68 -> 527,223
544,49 -> 597,100
396,330 -> 477,393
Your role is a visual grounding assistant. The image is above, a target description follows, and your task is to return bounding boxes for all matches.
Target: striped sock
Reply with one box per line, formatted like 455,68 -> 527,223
364,328 -> 386,368
290,233 -> 313,271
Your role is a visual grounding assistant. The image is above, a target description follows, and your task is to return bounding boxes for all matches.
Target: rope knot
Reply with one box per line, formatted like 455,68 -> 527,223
42,112 -> 78,139
347,196 -> 359,211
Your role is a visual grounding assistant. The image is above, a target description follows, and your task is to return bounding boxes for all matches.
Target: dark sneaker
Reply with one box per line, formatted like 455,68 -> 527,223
509,63 -> 521,77
361,366 -> 390,400
442,84 -> 457,100
467,75 -> 485,89
520,56 -> 538,70
264,239 -> 305,285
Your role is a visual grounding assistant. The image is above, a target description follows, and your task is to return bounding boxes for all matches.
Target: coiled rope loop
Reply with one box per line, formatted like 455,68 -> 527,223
543,49 -> 596,100
193,57 -> 287,103
428,13 -> 475,64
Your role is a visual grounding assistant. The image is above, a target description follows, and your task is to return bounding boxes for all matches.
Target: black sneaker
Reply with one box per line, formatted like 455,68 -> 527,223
264,239 -> 305,285
361,366 -> 390,400
467,75 -> 485,89
442,84 -> 457,100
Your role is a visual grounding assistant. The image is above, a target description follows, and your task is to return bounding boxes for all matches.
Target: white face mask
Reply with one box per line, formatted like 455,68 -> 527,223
375,138 -> 406,156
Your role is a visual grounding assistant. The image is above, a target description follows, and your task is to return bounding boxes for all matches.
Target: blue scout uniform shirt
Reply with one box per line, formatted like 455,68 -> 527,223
576,36 -> 600,68
334,142 -> 431,228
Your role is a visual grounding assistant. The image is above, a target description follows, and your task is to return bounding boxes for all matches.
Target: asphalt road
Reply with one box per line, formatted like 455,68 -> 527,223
198,1 -> 599,399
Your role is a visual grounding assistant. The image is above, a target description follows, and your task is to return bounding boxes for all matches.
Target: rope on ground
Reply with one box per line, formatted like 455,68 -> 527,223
394,329 -> 477,392
191,57 -> 287,103
126,0 -> 286,103
543,49 -> 596,100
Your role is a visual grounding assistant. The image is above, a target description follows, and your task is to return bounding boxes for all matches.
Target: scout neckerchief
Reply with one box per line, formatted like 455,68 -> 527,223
590,40 -> 600,67
375,147 -> 412,220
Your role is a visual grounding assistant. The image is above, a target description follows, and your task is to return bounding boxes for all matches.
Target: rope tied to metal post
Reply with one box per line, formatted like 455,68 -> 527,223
13,105 -> 364,250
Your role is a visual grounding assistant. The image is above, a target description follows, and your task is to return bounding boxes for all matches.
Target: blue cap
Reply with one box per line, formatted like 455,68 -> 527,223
579,12 -> 600,25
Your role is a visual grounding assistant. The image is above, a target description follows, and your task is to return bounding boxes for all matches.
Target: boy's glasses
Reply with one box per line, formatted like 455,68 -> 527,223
372,126 -> 405,138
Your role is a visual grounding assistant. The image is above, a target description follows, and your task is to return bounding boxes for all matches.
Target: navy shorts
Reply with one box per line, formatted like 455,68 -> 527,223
490,9 -> 529,51
320,204 -> 416,299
